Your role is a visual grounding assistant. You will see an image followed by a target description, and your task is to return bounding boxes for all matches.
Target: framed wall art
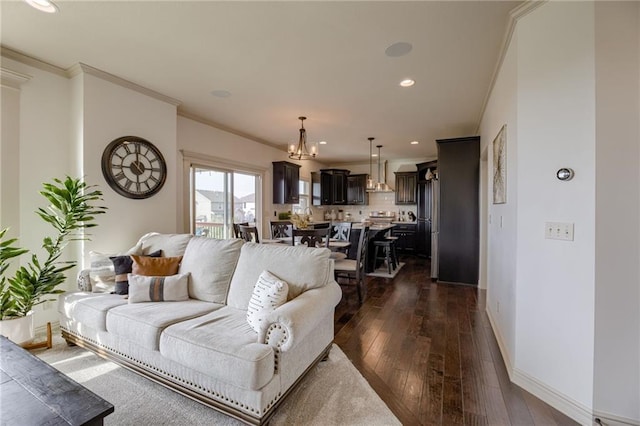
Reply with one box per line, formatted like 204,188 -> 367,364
492,125 -> 506,204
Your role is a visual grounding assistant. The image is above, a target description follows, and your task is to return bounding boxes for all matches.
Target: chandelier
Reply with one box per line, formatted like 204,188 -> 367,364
288,116 -> 318,160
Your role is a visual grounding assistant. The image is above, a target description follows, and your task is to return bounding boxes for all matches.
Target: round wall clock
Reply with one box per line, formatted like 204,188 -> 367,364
101,136 -> 167,199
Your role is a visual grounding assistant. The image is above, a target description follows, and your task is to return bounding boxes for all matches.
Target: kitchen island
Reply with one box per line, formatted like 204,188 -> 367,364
348,223 -> 395,273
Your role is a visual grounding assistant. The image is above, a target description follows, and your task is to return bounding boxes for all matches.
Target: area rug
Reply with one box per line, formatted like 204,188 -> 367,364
36,337 -> 400,426
367,262 -> 405,279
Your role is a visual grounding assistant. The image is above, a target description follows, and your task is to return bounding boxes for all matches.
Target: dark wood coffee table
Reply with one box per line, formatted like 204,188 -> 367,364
0,335 -> 114,425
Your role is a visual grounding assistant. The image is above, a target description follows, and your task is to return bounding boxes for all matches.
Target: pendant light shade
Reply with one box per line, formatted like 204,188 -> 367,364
288,116 -> 318,160
366,137 -> 376,191
367,143 -> 393,193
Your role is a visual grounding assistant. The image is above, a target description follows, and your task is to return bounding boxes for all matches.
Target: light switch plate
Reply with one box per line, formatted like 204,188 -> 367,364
545,222 -> 574,241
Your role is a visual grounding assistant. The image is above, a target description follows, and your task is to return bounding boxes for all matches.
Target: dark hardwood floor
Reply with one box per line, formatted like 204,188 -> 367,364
334,255 -> 578,426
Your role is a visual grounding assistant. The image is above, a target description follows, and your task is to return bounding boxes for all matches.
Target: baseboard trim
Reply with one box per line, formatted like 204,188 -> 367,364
593,410 -> 640,426
485,308 -> 594,425
485,307 -> 514,381
512,367 -> 593,425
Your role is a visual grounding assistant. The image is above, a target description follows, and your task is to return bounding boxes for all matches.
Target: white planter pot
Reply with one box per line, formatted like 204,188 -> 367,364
0,312 -> 35,345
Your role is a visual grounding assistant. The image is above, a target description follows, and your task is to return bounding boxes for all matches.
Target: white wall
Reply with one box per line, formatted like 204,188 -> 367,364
479,29 -> 518,366
593,2 -> 640,423
80,73 -> 179,256
1,58 -> 73,326
515,1 -> 597,415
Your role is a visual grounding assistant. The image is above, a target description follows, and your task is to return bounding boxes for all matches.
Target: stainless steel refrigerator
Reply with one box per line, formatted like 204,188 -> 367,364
429,179 -> 439,279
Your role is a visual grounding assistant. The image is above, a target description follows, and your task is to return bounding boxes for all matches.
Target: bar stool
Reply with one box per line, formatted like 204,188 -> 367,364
373,239 -> 398,274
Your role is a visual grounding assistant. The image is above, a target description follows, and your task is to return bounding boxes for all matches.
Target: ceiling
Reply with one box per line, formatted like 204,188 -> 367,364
1,0 -> 520,164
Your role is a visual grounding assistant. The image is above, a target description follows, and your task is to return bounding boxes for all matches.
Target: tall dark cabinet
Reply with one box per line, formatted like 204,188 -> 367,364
437,136 -> 480,285
347,174 -> 368,205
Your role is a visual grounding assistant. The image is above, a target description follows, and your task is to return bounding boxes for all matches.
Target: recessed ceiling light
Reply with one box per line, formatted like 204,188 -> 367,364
400,79 -> 415,88
385,42 -> 413,57
25,0 -> 58,13
211,90 -> 231,98
411,141 -> 419,145
319,141 -> 327,145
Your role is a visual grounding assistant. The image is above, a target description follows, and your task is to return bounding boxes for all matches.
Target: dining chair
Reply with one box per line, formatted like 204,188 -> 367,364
238,224 -> 260,243
291,228 -> 330,248
270,221 -> 292,239
334,225 -> 370,305
331,222 -> 352,241
233,222 -> 249,238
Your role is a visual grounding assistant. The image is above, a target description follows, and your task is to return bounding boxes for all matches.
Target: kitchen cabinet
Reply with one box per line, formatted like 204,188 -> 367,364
391,223 -> 416,253
272,161 -> 300,204
394,172 -> 417,205
311,169 -> 349,205
437,136 -> 479,285
347,174 -> 368,205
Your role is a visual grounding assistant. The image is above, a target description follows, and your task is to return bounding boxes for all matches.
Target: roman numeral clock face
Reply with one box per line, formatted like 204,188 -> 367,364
101,136 -> 167,199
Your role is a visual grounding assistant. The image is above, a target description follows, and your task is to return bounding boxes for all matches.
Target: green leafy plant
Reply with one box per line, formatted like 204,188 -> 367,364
0,177 -> 107,320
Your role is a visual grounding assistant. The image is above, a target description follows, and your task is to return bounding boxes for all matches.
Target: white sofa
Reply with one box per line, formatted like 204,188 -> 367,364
59,233 -> 342,425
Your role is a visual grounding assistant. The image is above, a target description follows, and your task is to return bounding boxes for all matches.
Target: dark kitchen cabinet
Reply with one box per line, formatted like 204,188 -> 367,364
395,172 -> 417,205
312,169 -> 349,205
347,174 -> 368,205
437,136 -> 479,285
272,161 -> 300,204
392,223 -> 416,253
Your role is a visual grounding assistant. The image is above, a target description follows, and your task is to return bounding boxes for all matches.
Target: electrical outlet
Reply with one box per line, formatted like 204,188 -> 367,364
545,222 -> 574,241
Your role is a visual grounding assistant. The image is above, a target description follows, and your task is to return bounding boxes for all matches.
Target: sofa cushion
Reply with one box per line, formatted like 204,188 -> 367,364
131,255 -> 182,276
58,292 -> 128,331
178,237 -> 243,303
227,243 -> 331,310
246,270 -> 288,333
106,300 -> 221,350
111,249 -> 162,295
139,233 -> 193,257
160,306 -> 275,390
128,273 -> 190,303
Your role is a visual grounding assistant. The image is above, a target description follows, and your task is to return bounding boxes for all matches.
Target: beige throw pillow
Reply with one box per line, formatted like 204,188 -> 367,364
246,270 -> 289,333
128,273 -> 190,303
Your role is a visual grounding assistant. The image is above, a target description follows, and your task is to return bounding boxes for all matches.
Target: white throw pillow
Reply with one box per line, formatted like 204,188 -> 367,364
246,270 -> 289,333
127,273 -> 190,303
89,241 -> 142,293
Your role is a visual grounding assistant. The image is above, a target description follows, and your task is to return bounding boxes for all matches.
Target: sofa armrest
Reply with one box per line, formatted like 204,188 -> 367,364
77,269 -> 92,292
258,280 -> 341,351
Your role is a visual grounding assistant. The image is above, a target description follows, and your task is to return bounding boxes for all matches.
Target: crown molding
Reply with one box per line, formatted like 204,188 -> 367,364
475,0 -> 548,133
0,67 -> 31,89
177,110 -> 286,152
67,63 -> 181,106
1,46 -> 67,78
1,46 -> 181,107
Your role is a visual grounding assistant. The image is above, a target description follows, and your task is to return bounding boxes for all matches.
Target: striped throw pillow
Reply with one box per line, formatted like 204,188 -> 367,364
246,270 -> 289,333
127,273 -> 190,303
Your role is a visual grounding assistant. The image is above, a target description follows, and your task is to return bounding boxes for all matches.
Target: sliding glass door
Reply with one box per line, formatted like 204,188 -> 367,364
191,166 -> 260,239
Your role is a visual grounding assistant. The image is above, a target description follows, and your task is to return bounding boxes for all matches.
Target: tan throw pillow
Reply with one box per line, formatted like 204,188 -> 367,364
246,270 -> 289,333
128,273 -> 190,303
131,255 -> 182,276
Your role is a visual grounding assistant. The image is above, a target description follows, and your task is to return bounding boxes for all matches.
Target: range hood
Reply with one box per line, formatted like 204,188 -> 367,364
367,145 -> 394,193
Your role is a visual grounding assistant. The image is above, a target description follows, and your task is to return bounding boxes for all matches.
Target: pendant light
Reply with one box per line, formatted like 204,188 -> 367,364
288,116 -> 318,160
366,137 -> 376,191
374,145 -> 392,192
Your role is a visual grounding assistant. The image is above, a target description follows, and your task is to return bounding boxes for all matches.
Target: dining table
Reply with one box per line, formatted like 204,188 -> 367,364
274,237 -> 351,252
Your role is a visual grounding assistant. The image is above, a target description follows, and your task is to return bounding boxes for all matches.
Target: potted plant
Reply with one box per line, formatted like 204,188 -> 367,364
0,177 -> 106,344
